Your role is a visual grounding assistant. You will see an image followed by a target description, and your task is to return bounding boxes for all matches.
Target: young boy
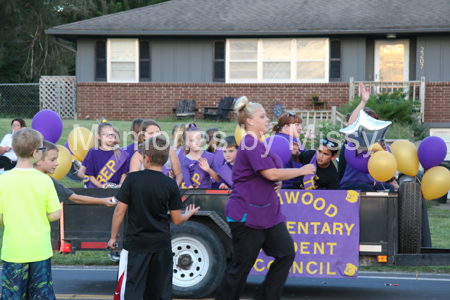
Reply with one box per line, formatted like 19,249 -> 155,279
0,128 -> 61,299
289,138 -> 340,190
35,140 -> 116,207
107,135 -> 199,300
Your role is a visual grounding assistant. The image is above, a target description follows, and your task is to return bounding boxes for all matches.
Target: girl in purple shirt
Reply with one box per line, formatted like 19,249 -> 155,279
215,97 -> 316,300
272,112 -> 306,188
84,122 -> 129,188
129,119 -> 183,186
180,124 -> 219,189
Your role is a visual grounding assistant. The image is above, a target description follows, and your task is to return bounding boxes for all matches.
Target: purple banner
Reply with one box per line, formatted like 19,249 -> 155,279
249,190 -> 360,279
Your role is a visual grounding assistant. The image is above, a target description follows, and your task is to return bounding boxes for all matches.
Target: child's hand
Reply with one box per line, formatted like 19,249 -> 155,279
188,185 -> 194,189
5,146 -> 11,152
107,238 -> 117,250
198,157 -> 211,172
274,181 -> 282,194
219,183 -> 229,189
185,204 -> 200,217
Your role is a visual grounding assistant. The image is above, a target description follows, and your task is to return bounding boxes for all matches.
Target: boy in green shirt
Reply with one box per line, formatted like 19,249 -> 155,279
0,128 -> 61,299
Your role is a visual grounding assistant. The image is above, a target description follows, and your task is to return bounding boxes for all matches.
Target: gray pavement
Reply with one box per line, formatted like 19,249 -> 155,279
3,267 -> 449,300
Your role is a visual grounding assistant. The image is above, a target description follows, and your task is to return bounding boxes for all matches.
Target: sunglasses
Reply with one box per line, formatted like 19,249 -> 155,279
320,139 -> 336,148
282,112 -> 296,127
31,146 -> 46,157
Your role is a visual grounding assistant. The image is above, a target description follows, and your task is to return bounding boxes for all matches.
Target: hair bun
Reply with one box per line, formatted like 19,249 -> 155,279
234,96 -> 249,112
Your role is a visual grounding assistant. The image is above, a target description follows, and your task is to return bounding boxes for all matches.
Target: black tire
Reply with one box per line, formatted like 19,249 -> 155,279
171,221 -> 226,299
398,181 -> 422,254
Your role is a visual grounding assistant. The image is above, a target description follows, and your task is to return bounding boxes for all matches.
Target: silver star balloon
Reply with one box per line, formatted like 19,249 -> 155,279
339,110 -> 392,149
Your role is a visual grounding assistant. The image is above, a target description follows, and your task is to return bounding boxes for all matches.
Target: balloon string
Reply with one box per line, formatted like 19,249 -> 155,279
415,176 -> 422,184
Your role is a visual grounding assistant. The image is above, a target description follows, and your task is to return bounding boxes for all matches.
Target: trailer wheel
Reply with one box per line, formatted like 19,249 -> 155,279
398,181 -> 422,254
171,221 -> 226,299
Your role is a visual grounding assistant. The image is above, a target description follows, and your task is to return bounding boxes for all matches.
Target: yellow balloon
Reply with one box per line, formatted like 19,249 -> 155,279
368,142 -> 385,152
422,166 -> 450,200
49,145 -> 72,181
390,140 -> 419,176
234,125 -> 246,146
68,127 -> 94,162
368,151 -> 397,182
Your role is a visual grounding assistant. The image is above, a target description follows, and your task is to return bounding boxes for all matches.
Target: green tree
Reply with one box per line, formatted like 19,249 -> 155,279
0,0 -> 169,83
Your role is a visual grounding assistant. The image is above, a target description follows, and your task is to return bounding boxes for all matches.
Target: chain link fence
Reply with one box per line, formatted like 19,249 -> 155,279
0,77 -> 77,119
0,83 -> 40,119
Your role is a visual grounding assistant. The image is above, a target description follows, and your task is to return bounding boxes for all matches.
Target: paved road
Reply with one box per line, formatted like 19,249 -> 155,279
2,267 -> 450,299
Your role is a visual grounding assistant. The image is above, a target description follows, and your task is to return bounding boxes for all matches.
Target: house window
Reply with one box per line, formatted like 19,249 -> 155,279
95,41 -> 106,81
329,40 -> 341,81
226,38 -> 329,83
107,39 -> 139,83
213,41 -> 225,82
140,40 -> 151,81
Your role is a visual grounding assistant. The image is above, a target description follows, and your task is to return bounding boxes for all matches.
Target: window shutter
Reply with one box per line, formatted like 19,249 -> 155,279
213,41 -> 225,82
329,40 -> 342,82
95,41 -> 107,81
140,40 -> 151,81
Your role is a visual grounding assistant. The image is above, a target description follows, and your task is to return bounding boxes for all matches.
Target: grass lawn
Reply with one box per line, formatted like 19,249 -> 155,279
1,118 -> 450,272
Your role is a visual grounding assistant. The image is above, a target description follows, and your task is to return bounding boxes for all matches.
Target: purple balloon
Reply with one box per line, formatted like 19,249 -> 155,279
418,136 -> 447,170
345,142 -> 370,174
265,135 -> 291,165
31,109 -> 63,143
64,141 -> 74,155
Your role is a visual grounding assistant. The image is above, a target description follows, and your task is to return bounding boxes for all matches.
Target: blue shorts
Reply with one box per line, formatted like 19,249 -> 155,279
2,258 -> 56,300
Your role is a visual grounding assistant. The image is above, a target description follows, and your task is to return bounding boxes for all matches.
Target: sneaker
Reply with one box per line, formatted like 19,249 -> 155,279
108,251 -> 120,263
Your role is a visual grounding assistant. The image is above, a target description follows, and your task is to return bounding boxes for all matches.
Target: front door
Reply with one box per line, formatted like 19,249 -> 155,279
374,40 -> 409,82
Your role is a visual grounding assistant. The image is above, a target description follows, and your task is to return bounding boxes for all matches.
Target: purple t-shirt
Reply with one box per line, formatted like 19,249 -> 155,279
276,133 -> 305,187
124,143 -> 138,159
84,148 -> 130,185
218,162 -> 233,187
181,151 -> 218,189
225,134 -> 285,229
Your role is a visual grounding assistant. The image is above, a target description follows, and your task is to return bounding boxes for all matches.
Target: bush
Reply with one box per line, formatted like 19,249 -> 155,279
339,89 -> 421,124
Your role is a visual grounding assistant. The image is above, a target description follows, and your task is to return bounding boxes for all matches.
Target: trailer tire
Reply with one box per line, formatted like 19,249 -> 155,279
171,221 -> 226,299
398,182 -> 422,254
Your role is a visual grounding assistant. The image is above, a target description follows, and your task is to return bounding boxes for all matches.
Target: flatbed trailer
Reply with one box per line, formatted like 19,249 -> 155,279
53,181 -> 450,299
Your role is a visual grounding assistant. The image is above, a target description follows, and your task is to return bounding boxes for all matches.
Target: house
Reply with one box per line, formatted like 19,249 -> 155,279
46,0 -> 450,131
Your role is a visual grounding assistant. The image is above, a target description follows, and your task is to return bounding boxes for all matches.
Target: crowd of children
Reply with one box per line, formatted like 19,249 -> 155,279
0,86 -> 400,299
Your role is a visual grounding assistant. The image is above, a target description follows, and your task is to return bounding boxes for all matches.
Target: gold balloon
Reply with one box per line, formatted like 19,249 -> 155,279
390,140 -> 419,176
68,127 -> 94,162
368,151 -> 397,182
49,145 -> 72,181
234,125 -> 246,146
422,166 -> 450,200
368,142 -> 385,152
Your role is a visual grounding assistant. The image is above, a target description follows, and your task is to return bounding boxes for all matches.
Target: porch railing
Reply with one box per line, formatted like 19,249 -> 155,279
349,77 -> 426,122
289,106 -> 347,131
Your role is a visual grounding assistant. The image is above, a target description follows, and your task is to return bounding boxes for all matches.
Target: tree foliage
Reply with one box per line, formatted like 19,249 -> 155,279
0,0 -> 169,83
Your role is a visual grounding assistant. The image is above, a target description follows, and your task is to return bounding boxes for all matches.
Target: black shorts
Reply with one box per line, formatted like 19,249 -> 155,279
123,250 -> 173,300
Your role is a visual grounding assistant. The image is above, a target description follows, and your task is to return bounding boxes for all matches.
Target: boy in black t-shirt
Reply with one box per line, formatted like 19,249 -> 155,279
288,138 -> 340,190
108,136 -> 199,300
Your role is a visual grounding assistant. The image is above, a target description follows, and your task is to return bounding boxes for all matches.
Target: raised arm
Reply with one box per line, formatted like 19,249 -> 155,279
68,193 -> 116,207
348,82 -> 370,126
258,164 -> 316,182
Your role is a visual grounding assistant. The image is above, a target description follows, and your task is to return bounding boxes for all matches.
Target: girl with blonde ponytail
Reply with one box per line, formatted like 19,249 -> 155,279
216,96 -> 316,300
